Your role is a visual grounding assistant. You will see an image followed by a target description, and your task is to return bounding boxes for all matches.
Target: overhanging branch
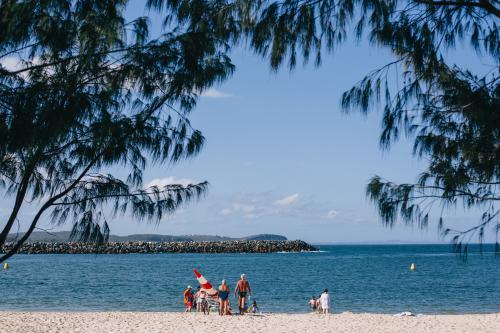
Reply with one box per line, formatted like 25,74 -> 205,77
415,0 -> 500,18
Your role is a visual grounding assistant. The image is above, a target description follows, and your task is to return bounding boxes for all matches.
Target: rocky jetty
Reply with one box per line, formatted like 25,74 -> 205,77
1,240 -> 317,254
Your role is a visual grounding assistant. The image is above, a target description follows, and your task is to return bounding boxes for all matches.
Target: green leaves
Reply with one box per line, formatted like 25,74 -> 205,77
363,66 -> 499,247
51,174 -> 208,226
0,0 -> 232,255
1,0 -> 498,257
69,211 -> 110,244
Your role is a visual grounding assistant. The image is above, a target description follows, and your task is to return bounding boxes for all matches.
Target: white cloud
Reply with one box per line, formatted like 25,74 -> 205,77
146,176 -> 196,188
217,192 -> 340,222
326,209 -> 339,219
274,193 -> 300,206
201,88 -> 233,98
219,203 -> 257,217
219,208 -> 232,216
232,203 -> 256,213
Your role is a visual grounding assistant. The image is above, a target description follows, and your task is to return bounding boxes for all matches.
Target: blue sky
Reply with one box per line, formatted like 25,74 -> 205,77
122,43 -> 478,243
1,2 -> 493,243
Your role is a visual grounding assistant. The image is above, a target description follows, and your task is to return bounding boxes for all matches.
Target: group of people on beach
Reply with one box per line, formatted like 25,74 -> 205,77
184,273 -> 330,316
309,289 -> 330,314
183,274 -> 259,315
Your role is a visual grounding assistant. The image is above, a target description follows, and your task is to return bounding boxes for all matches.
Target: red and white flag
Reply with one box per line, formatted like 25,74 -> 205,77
193,269 -> 218,296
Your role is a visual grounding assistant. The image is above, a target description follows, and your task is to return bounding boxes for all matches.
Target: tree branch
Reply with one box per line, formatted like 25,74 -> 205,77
0,154 -> 40,247
0,154 -> 102,263
415,0 -> 500,18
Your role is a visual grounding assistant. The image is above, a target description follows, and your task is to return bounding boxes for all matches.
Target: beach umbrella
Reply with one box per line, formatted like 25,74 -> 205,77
193,269 -> 218,296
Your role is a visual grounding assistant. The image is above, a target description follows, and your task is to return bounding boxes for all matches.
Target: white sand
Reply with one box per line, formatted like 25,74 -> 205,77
0,312 -> 498,333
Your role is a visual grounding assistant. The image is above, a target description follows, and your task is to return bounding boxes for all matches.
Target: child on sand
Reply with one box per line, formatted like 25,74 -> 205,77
194,286 -> 201,312
250,300 -> 259,314
198,290 -> 208,314
315,295 -> 322,313
309,296 -> 317,311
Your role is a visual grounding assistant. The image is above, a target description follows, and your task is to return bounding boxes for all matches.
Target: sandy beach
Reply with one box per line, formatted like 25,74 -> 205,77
0,312 -> 498,333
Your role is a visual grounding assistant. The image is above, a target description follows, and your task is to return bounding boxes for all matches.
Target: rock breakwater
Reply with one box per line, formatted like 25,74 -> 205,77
1,240 -> 317,254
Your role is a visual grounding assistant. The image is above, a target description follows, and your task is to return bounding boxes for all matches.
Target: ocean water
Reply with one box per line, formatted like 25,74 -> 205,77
0,244 -> 499,314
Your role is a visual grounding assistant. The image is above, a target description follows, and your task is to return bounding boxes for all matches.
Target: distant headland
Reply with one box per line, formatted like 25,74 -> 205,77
3,232 -> 316,254
6,231 -> 289,243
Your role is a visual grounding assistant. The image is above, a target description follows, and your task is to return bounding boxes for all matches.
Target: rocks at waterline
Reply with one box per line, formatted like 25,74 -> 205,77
1,240 -> 317,254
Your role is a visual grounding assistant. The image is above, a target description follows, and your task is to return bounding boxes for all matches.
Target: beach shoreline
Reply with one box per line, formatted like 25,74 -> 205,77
1,311 -> 498,333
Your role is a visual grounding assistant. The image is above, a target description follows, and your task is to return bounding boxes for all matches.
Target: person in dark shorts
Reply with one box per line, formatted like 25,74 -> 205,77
234,274 -> 252,314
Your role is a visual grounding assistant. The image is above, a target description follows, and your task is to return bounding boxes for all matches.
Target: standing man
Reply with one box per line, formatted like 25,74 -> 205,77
234,274 -> 252,314
320,289 -> 330,314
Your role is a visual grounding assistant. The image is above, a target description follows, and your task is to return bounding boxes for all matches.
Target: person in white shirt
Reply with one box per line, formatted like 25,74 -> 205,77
320,289 -> 330,314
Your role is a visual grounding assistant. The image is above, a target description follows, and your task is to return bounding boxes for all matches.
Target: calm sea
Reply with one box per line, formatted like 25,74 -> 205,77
1,244 -> 499,314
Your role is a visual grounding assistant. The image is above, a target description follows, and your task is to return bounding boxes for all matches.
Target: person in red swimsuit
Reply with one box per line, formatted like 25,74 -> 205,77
183,285 -> 194,312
